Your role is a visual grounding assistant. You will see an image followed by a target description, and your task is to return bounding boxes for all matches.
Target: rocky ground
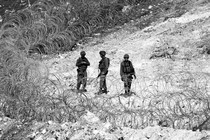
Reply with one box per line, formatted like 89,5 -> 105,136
42,0 -> 210,97
21,0 -> 210,139
1,0 -> 210,139
1,111 -> 210,140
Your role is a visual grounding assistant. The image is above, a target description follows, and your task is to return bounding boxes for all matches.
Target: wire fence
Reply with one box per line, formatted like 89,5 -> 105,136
0,0 -> 170,55
33,70 -> 210,130
0,0 -> 207,139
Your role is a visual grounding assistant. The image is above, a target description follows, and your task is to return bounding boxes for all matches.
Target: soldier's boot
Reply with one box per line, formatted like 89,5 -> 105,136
124,86 -> 130,95
77,79 -> 81,90
81,88 -> 87,92
127,89 -> 131,96
102,89 -> 108,94
97,88 -> 103,95
76,86 -> 80,92
82,79 -> 87,92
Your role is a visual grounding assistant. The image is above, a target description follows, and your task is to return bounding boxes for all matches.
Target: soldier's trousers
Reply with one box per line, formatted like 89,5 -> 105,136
99,74 -> 107,92
123,76 -> 132,95
77,71 -> 87,90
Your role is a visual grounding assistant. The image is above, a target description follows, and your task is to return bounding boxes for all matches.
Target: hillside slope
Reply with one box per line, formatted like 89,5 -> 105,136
1,0 -> 210,139
27,0 -> 210,139
44,0 -> 210,94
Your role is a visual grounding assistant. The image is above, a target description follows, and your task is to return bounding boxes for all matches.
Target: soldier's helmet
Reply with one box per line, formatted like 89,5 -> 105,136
80,51 -> 86,56
99,51 -> 106,56
124,54 -> 129,59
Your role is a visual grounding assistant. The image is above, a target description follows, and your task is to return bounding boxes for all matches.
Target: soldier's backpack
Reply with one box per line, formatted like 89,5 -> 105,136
107,57 -> 110,68
122,60 -> 134,74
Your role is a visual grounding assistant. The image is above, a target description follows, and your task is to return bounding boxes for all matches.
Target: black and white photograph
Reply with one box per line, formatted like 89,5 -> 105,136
0,0 -> 210,139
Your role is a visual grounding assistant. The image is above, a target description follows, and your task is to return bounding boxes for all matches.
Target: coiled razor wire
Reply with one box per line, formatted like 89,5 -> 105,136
40,70 -> 210,130
0,0 -> 208,131
0,0 -> 168,55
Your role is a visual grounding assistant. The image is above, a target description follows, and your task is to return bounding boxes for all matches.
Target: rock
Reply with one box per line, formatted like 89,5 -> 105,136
148,5 -> 153,9
46,138 -> 56,140
35,135 -> 44,140
83,110 -> 100,123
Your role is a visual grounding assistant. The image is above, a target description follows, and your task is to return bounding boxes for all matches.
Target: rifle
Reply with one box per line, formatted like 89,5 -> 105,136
97,71 -> 101,79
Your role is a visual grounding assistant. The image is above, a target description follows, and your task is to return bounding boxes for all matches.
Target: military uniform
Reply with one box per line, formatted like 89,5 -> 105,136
120,54 -> 136,95
98,51 -> 110,94
76,51 -> 90,91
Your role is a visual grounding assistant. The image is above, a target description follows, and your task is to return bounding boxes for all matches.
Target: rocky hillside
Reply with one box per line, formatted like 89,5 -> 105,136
24,0 -> 210,139
1,0 -> 210,139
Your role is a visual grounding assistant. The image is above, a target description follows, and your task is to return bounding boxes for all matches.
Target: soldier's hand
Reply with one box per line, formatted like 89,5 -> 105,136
121,77 -> 124,81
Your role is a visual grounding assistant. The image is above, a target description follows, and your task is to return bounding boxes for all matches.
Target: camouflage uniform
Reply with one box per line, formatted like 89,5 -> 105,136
120,54 -> 136,95
76,51 -> 90,91
98,51 -> 109,94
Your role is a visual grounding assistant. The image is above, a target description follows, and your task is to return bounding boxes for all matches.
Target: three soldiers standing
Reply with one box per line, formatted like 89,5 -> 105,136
76,51 -> 136,96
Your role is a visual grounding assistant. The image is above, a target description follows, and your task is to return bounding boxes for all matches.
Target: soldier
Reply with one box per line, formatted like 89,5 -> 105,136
120,54 -> 136,96
76,51 -> 90,92
97,51 -> 110,94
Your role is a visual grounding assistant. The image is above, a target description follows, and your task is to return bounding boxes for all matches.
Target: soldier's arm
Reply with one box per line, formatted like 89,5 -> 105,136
104,58 -> 109,72
86,58 -> 90,66
76,58 -> 80,67
131,62 -> 135,75
120,62 -> 124,77
130,62 -> 136,78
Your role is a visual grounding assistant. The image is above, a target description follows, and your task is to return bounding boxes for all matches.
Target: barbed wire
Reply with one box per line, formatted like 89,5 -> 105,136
37,70 -> 210,130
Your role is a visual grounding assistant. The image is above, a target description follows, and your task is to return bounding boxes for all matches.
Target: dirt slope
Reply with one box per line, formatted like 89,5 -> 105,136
30,1 -> 210,139
43,0 -> 210,95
